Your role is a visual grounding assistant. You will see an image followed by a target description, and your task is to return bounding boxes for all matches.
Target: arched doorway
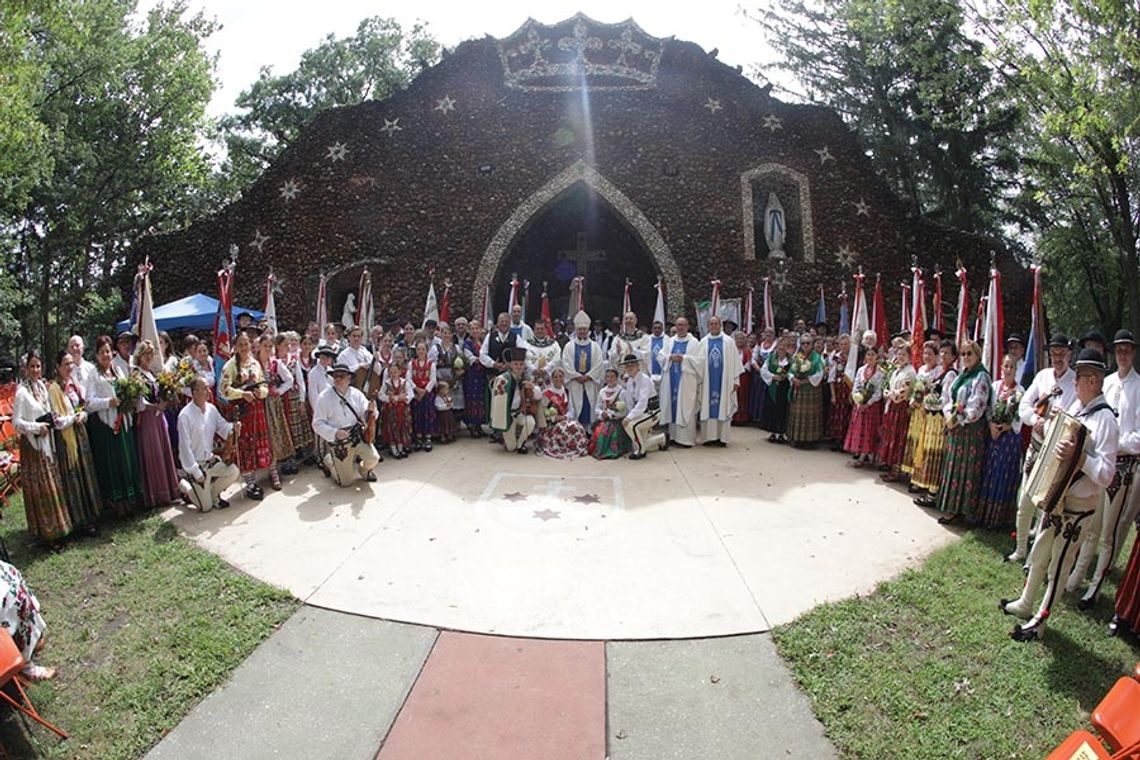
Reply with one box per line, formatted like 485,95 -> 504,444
494,184 -> 660,325
473,161 -> 685,324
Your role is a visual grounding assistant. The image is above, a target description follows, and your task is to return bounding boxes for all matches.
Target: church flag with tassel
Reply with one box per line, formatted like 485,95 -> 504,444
932,269 -> 945,334
264,270 -> 278,335
981,266 -> 1005,379
521,280 -> 530,323
440,280 -> 451,325
838,286 -> 850,336
745,285 -> 755,335
540,281 -> 552,335
973,295 -> 986,343
900,282 -> 911,333
762,278 -> 775,332
422,279 -> 440,328
710,279 -> 721,319
815,285 -> 826,328
135,260 -> 164,372
213,262 -> 235,399
653,277 -> 666,327
844,270 -> 868,383
480,283 -> 493,331
870,274 -> 887,348
507,274 -> 520,313
315,272 -> 328,335
954,264 -> 970,350
1020,265 -> 1046,388
911,267 -> 927,368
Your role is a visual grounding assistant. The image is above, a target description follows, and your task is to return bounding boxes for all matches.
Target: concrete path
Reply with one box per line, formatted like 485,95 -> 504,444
145,606 -> 837,760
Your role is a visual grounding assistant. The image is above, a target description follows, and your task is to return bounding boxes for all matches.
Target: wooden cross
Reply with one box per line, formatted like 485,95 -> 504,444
558,231 -> 607,275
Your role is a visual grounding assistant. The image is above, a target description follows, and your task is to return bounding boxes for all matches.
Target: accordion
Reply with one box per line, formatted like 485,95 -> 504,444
1024,411 -> 1089,516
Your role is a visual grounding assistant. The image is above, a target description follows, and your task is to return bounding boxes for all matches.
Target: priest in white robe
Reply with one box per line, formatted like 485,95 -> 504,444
698,315 -> 742,446
608,311 -> 652,379
523,320 -> 562,385
562,310 -> 605,427
656,316 -> 702,447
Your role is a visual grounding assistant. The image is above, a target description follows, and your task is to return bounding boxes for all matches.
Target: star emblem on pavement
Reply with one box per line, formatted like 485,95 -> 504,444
325,142 -> 348,162
278,179 -> 300,201
434,95 -> 456,115
502,491 -> 528,502
532,508 -> 561,522
703,97 -> 722,113
250,229 -> 268,253
853,197 -> 870,216
573,493 -> 601,504
815,146 -> 835,165
381,117 -> 403,137
762,114 -> 783,132
835,244 -> 857,269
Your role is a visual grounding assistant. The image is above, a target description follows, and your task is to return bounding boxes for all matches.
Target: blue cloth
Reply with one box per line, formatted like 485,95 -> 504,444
668,340 -> 688,424
575,342 -> 594,426
509,325 -> 523,338
116,292 -> 263,333
707,336 -> 724,419
650,335 -> 664,376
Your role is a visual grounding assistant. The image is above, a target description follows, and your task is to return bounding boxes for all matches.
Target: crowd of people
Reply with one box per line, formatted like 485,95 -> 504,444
5,299 -> 1140,647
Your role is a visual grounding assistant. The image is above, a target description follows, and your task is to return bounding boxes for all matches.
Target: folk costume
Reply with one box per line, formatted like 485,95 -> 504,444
176,400 -> 240,512
698,329 -> 742,445
589,383 -> 630,459
0,560 -> 48,670
313,374 -> 380,486
976,380 -> 1025,529
462,336 -> 488,434
620,358 -> 664,459
656,333 -> 702,447
911,366 -> 956,492
262,356 -> 296,472
410,357 -> 438,449
1002,350 -> 1117,641
489,362 -> 536,453
535,385 -> 589,460
481,325 -> 519,442
133,368 -> 181,509
786,348 -> 825,446
760,351 -> 791,441
901,364 -> 944,486
13,379 -> 72,542
284,354 -> 314,460
825,349 -> 852,446
750,339 -> 776,422
733,343 -> 753,424
84,362 -> 141,516
380,372 -> 414,457
878,361 -> 916,470
48,378 -> 102,532
219,355 -> 273,497
562,312 -> 605,427
843,364 -> 886,458
934,363 -> 992,519
434,390 -> 457,443
435,339 -> 465,413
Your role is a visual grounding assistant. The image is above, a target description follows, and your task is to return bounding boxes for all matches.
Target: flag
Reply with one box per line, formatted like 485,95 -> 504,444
134,260 -> 164,372
870,274 -> 887,348
838,287 -> 850,336
710,279 -> 721,321
214,263 -> 235,400
357,270 -> 374,335
521,280 -> 530,323
316,272 -> 328,335
264,271 -> 278,334
973,295 -> 986,343
422,280 -> 440,328
1020,264 -> 1045,388
540,282 -> 552,335
954,264 -> 970,350
762,277 -> 775,332
440,281 -> 451,324
508,274 -> 520,313
981,266 -> 1005,379
653,277 -> 666,327
815,285 -> 826,327
932,270 -> 945,334
900,282 -> 911,333
911,266 -> 927,368
569,276 -> 585,319
622,279 -> 632,316
744,285 -> 755,335
480,283 -> 493,331
844,270 -> 868,383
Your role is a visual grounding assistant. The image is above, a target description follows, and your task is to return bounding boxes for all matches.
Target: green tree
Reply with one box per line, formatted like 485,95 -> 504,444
216,16 -> 441,198
1,0 -> 219,356
750,0 -> 1021,236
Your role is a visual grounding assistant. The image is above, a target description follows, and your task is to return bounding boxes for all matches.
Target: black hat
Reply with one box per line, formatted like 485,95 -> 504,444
116,330 -> 136,342
1079,330 -> 1108,349
1074,348 -> 1107,373
723,320 -> 738,333
619,352 -> 641,367
1005,333 -> 1025,346
1113,329 -> 1137,346
890,330 -> 912,341
1048,332 -> 1071,349
313,345 -> 337,360
924,328 -> 943,342
329,362 -> 353,377
503,347 -> 523,363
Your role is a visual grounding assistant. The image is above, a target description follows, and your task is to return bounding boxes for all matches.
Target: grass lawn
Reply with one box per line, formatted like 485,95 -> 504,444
773,526 -> 1140,759
0,496 -> 298,759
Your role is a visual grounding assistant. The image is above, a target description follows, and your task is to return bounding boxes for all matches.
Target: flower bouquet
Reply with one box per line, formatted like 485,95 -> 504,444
452,353 -> 467,379
992,389 -> 1022,426
157,358 -> 194,403
112,374 -> 146,432
909,377 -> 929,404
851,390 -> 865,406
791,354 -> 814,380
544,405 -> 558,421
922,391 -> 943,412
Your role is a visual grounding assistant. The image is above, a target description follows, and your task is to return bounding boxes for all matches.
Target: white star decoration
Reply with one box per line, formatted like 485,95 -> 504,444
380,118 -> 403,137
762,114 -> 783,132
853,197 -> 870,216
278,179 -> 300,202
703,97 -> 722,114
325,142 -> 348,162
835,245 -> 857,269
250,229 -> 268,253
434,95 -> 456,115
815,146 -> 835,165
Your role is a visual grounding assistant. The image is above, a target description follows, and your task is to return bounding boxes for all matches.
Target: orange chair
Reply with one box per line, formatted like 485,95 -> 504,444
0,415 -> 19,510
1093,677 -> 1140,753
1046,729 -> 1111,759
0,629 -> 67,741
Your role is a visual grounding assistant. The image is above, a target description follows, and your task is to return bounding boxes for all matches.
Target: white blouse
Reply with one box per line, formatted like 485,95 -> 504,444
13,381 -> 55,458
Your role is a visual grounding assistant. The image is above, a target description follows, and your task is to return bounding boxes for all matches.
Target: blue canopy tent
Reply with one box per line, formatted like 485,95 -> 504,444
115,293 -> 264,333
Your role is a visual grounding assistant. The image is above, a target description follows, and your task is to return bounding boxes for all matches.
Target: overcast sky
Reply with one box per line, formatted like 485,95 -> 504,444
162,0 -> 778,116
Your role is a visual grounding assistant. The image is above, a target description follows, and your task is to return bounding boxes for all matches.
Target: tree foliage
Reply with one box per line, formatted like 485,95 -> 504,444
215,16 -> 441,199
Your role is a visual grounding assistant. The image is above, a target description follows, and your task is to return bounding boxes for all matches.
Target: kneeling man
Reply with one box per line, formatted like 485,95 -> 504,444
177,376 -> 241,511
620,353 -> 665,460
313,363 -> 380,485
490,348 -> 537,453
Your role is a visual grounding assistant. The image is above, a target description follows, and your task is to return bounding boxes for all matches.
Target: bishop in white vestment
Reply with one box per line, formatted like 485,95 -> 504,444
562,310 -> 605,427
697,316 -> 742,445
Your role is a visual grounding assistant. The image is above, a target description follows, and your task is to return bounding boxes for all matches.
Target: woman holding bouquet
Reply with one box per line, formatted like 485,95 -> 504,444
911,341 -> 958,504
786,336 -> 825,447
536,367 -> 590,460
436,323 -> 465,420
13,351 -> 72,547
901,341 -> 940,488
760,335 -> 792,443
976,354 -> 1023,529
220,331 -> 273,499
930,340 -> 991,522
84,336 -> 142,516
879,341 -> 917,482
844,345 -> 886,467
132,341 -> 180,508
827,334 -> 854,450
49,351 -> 102,535
589,368 -> 631,459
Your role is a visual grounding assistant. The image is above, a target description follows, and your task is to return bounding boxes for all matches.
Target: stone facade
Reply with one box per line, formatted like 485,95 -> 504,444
140,14 -> 1025,333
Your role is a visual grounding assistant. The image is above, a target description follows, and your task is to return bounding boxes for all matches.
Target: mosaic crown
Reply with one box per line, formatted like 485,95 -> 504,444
497,14 -> 668,92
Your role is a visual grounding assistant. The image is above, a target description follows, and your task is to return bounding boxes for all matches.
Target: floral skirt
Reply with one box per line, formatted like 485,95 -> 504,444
412,392 -> 438,437
827,381 -> 852,441
537,420 -> 590,460
0,560 -> 46,662
976,429 -> 1023,529
844,402 -> 883,455
935,419 -> 988,516
54,424 -> 102,529
877,401 -> 912,467
589,419 -> 630,459
382,402 -> 412,447
787,384 -> 823,443
232,399 -> 273,474
87,415 -> 141,516
18,441 -> 72,542
911,411 -> 947,491
264,395 -> 295,462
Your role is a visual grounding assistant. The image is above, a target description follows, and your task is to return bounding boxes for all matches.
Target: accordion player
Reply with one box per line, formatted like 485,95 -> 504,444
312,363 -> 380,486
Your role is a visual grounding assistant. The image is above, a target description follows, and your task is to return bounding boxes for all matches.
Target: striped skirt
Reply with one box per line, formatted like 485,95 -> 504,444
284,390 -> 314,451
935,418 -> 988,516
844,401 -> 883,455
877,400 -> 912,467
232,399 -> 273,474
976,429 -> 1023,529
264,395 -> 295,462
900,405 -> 926,475
54,423 -> 102,530
911,411 -> 948,492
787,383 -> 823,443
827,381 -> 852,441
18,441 -> 72,542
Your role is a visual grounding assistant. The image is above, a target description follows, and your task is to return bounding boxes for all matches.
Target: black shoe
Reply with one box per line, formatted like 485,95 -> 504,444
517,444 -> 529,454
998,598 -> 1014,615
768,434 -> 778,442
715,441 -> 727,448
245,485 -> 264,501
1108,615 -> 1122,636
907,484 -> 924,494
672,442 -> 692,449
937,513 -> 961,525
366,471 -> 377,482
703,440 -> 719,447
424,441 -> 433,452
217,497 -> 231,510
1010,623 -> 1041,642
629,452 -> 646,460
1076,594 -> 1097,611
914,495 -> 936,508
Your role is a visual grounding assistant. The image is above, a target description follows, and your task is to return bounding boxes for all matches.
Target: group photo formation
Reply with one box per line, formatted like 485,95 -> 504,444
2,3 -> 1139,759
